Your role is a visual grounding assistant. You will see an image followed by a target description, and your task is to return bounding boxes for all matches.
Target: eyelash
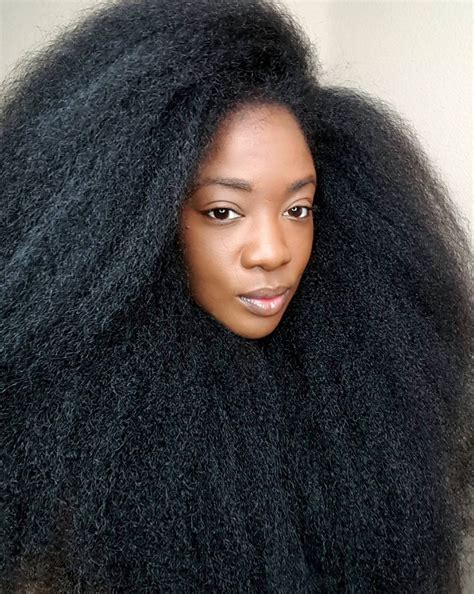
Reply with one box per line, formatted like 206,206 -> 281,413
204,205 -> 314,222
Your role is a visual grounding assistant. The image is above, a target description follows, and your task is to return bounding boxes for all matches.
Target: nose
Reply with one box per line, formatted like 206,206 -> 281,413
240,216 -> 291,271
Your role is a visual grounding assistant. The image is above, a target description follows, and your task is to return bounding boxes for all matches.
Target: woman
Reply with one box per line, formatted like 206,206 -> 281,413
2,0 -> 472,591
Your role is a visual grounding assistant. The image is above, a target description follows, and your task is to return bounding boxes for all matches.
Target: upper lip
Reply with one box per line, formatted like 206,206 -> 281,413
239,286 -> 289,298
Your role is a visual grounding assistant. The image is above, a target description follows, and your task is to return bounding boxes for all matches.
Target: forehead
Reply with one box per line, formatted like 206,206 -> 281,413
197,104 -> 315,176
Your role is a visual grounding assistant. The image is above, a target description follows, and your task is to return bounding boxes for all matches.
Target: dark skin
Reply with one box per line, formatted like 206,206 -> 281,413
179,104 -> 317,339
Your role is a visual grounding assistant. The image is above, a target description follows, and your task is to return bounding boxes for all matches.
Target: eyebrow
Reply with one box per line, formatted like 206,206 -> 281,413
192,175 -> 317,194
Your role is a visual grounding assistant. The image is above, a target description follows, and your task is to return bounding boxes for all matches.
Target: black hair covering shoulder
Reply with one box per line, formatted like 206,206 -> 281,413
1,0 -> 473,592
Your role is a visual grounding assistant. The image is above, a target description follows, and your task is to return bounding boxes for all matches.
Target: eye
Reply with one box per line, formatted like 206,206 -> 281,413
284,205 -> 312,219
204,207 -> 241,221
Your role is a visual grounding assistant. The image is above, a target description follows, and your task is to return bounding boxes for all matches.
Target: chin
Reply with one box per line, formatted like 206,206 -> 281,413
230,319 -> 281,340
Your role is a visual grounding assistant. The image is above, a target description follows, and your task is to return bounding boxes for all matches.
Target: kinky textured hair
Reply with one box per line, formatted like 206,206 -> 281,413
1,0 -> 473,592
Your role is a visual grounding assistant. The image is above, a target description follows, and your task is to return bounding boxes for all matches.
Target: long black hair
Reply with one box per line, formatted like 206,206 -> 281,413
2,0 -> 472,591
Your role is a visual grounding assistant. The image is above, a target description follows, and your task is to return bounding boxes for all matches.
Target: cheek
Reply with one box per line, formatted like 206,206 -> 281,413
182,232 -> 232,293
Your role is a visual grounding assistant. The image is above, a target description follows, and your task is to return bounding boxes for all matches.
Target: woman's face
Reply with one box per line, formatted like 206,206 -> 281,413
179,103 -> 316,339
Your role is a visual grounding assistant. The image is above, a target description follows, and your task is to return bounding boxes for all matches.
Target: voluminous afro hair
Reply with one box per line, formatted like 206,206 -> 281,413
2,0 -> 473,592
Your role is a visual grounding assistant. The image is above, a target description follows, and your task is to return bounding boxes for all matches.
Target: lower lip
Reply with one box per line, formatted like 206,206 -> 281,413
238,289 -> 290,317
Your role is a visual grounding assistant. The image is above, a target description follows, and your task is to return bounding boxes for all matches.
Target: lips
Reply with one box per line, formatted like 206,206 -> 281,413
239,285 -> 289,299
238,288 -> 291,317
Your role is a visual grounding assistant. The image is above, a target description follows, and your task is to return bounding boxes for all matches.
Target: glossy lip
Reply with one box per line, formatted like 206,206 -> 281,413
238,288 -> 291,317
240,285 -> 290,299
